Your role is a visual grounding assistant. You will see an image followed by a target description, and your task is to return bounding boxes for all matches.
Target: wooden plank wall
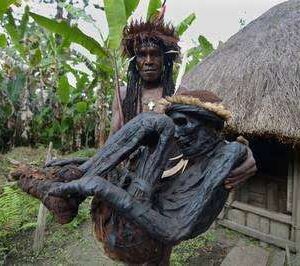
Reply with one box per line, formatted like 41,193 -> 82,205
292,150 -> 300,252
218,202 -> 295,251
218,148 -> 300,253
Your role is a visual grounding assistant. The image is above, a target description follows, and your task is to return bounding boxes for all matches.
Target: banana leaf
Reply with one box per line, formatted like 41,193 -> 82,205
19,5 -> 29,39
124,0 -> 140,18
176,13 -> 196,36
30,12 -> 108,58
57,76 -> 70,104
147,0 -> 161,21
0,34 -> 7,48
104,0 -> 127,50
0,0 -> 19,18
4,10 -> 26,58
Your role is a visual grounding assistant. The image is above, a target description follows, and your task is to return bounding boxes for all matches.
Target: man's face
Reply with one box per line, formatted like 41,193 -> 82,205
136,44 -> 164,83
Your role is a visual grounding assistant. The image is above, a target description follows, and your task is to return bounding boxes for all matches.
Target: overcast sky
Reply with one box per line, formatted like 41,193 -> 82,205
161,0 -> 286,48
27,0 -> 286,51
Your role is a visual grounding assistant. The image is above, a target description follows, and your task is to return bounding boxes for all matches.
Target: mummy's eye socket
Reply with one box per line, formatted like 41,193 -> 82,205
174,117 -> 187,126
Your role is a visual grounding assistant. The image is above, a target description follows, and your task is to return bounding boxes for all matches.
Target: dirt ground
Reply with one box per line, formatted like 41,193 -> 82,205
4,219 -> 287,266
3,220 -> 226,266
4,220 -> 121,266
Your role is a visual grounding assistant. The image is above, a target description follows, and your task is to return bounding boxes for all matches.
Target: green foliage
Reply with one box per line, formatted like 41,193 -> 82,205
0,70 -> 26,150
58,2 -> 95,23
186,35 -> 214,72
0,3 -> 107,151
19,5 -> 29,39
29,12 -> 108,58
176,13 -> 196,36
198,35 -> 214,56
57,76 -> 71,104
147,0 -> 162,21
4,9 -> 26,58
170,232 -> 216,265
0,34 -> 7,48
0,0 -> 19,18
29,48 -> 42,67
66,148 -> 96,158
104,0 -> 127,50
0,184 -> 40,239
76,101 -> 88,113
5,73 -> 26,105
124,0 -> 140,18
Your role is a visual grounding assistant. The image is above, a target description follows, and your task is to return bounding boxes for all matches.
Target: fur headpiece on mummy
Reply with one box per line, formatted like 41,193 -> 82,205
162,90 -> 232,130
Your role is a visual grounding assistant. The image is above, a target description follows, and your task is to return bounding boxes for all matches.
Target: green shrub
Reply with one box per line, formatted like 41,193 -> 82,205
0,183 -> 40,239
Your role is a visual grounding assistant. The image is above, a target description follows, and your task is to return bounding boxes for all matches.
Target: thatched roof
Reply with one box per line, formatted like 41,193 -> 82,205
182,0 -> 300,145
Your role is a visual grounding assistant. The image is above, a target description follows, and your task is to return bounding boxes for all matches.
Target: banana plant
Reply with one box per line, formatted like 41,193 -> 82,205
0,0 -> 20,18
186,35 -> 214,72
176,13 -> 196,36
0,6 -> 77,150
147,0 -> 163,21
25,0 -> 141,143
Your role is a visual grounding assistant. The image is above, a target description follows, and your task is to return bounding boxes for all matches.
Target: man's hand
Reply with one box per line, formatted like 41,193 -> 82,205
224,146 -> 257,190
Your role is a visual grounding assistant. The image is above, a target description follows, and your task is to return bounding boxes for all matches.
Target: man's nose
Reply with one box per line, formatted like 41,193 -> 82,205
145,55 -> 153,65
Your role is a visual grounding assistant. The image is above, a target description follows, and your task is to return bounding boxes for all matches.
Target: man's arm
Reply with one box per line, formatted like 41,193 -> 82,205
225,143 -> 257,190
109,86 -> 127,136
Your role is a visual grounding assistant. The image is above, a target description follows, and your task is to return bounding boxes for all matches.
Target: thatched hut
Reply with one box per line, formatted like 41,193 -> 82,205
182,0 -> 300,252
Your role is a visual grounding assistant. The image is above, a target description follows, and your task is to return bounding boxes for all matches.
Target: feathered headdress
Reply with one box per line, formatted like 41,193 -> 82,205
121,5 -> 180,59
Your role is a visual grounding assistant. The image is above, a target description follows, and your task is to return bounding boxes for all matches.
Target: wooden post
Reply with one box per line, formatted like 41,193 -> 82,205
218,190 -> 236,220
292,149 -> 300,253
285,244 -> 291,266
33,142 -> 52,252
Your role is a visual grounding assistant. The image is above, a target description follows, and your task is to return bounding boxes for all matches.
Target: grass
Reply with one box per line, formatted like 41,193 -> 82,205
0,146 -> 96,265
0,147 -> 48,264
1,199 -> 91,265
2,205 -> 89,264
64,148 -> 97,158
170,231 -> 217,265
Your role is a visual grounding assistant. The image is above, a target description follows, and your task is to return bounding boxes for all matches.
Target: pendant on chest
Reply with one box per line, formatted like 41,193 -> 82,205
147,101 -> 156,111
